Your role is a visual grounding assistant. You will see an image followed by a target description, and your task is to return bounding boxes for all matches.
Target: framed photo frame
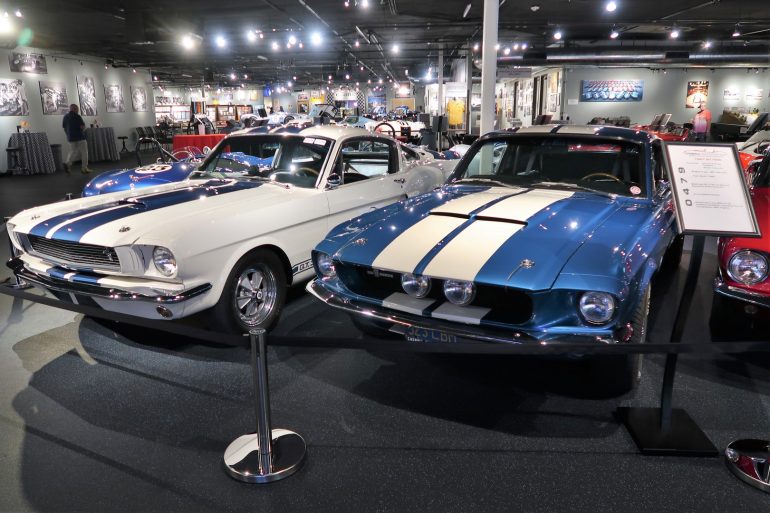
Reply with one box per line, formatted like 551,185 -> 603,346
662,142 -> 760,237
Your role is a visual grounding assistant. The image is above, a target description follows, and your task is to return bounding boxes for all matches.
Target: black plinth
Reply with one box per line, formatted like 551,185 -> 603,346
616,406 -> 718,457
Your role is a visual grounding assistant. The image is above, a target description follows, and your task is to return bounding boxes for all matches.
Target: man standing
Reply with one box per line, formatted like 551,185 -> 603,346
691,101 -> 712,142
62,104 -> 93,173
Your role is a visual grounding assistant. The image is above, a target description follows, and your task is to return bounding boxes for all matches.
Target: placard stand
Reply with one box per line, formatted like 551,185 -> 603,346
617,235 -> 717,456
223,329 -> 306,483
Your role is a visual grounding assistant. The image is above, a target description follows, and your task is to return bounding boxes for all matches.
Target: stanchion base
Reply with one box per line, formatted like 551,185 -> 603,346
616,407 -> 718,456
223,429 -> 306,483
726,439 -> 770,492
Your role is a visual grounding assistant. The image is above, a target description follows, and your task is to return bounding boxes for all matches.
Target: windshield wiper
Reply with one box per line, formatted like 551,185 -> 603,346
533,181 -> 616,197
454,178 -> 518,188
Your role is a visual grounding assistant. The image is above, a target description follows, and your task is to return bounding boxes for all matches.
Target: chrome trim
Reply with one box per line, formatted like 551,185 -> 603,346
714,274 -> 770,310
8,258 -> 210,304
307,280 -> 616,345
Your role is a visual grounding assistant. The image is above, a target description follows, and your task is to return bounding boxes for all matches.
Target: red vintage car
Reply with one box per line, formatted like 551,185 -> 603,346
713,153 -> 770,332
737,130 -> 770,170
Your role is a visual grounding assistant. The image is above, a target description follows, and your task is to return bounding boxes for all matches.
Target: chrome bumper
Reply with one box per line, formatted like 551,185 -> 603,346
714,274 -> 770,310
306,280 -> 619,345
8,257 -> 211,304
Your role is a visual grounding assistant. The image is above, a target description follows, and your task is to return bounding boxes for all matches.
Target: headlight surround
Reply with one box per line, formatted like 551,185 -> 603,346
152,246 -> 177,277
316,252 -> 336,278
578,291 -> 616,325
401,273 -> 431,298
443,279 -> 476,306
728,250 -> 769,285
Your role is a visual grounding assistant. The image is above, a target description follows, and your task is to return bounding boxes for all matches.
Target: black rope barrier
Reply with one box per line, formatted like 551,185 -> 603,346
2,281 -> 769,357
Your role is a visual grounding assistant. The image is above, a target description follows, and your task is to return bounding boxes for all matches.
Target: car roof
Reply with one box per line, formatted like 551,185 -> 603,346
487,124 -> 654,144
299,125 -> 382,140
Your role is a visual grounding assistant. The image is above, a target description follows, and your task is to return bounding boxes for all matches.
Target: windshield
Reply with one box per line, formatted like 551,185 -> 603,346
193,135 -> 332,188
451,136 -> 646,197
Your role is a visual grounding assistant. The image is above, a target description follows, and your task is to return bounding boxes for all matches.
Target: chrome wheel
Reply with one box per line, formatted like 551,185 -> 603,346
233,266 -> 278,327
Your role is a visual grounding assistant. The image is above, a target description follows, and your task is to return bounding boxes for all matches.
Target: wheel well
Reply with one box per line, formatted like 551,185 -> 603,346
240,244 -> 294,285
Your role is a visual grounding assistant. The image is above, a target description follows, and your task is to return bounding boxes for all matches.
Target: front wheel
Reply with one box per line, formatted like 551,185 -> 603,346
212,249 -> 287,334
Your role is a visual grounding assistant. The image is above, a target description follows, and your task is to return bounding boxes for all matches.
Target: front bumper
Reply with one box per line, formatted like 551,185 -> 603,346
307,279 -> 623,345
714,273 -> 770,310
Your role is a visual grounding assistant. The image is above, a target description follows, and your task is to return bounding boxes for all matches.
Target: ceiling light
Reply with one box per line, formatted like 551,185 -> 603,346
495,43 -> 500,50
132,68 -> 137,73
345,73 -> 350,80
271,41 -> 279,50
553,30 -> 562,40
703,40 -> 712,49
259,32 -> 264,39
153,75 -> 158,81
513,43 -> 519,50
530,4 -> 540,12
247,31 -> 257,43
378,78 -> 383,84
288,80 -> 293,86
181,34 -> 196,50
288,35 -> 297,45
503,47 -> 510,55
522,42 -> 528,50
473,42 -> 479,51
463,3 -> 472,18
344,0 -> 350,6
392,44 -> 399,54
732,24 -> 741,37
14,9 -> 22,17
311,32 -> 322,46
605,1 -> 617,12
367,78 -> 371,84
670,27 -> 679,38
299,42 -> 304,48
230,73 -> 236,80
328,74 -> 333,80
360,65 -> 364,71
361,0 -> 369,7
215,35 -> 227,48
355,40 -> 360,47
104,62 -> 109,70
610,28 -> 619,39
244,74 -> 248,79
405,69 -> 409,75
0,15 -> 16,33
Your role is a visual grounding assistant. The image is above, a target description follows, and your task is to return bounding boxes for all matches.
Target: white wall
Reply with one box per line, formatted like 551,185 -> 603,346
0,46 -> 155,158
562,67 -> 770,125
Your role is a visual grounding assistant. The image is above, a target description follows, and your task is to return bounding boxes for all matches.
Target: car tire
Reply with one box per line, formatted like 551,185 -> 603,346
588,284 -> 650,392
212,249 -> 287,334
661,234 -> 684,272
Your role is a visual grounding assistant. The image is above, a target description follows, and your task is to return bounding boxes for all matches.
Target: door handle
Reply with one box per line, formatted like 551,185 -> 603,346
393,178 -> 405,184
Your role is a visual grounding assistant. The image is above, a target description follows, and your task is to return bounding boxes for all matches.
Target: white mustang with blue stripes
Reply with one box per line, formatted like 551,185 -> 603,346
6,126 -> 456,332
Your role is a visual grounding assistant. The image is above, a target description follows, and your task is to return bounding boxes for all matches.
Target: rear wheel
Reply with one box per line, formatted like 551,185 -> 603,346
212,249 -> 287,334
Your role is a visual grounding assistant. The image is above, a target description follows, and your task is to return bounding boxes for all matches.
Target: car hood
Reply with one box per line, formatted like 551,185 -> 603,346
12,178 -> 293,247
83,162 -> 197,196
330,185 -> 621,291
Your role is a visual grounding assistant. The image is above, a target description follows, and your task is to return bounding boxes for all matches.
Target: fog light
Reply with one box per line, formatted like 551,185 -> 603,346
401,273 -> 431,298
443,280 -> 475,306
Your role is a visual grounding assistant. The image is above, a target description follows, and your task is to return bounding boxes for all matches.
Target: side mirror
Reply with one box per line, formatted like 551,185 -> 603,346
326,173 -> 342,189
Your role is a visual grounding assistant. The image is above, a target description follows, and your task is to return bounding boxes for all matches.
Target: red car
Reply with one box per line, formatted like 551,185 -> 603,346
714,153 -> 770,332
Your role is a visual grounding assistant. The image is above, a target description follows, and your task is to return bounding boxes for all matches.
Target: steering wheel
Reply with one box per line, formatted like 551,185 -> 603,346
375,122 -> 397,137
294,166 -> 319,178
581,172 -> 623,183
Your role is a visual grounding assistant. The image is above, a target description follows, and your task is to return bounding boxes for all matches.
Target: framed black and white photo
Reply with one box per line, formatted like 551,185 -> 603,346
76,75 -> 98,116
130,86 -> 148,112
663,142 -> 760,237
8,52 -> 47,73
0,79 -> 29,116
39,80 -> 69,115
104,84 -> 124,113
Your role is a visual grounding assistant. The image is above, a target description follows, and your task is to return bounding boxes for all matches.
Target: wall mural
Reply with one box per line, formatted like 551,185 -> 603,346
8,52 -> 47,74
39,80 -> 69,115
104,84 -> 125,113
76,75 -> 98,116
0,78 -> 29,116
131,86 -> 148,112
580,80 -> 643,102
685,80 -> 709,109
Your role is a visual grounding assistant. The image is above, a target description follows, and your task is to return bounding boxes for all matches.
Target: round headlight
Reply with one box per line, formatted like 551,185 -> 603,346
316,252 -> 336,278
443,280 -> 476,306
153,246 -> 177,277
579,291 -> 615,325
401,273 -> 431,298
728,250 -> 768,285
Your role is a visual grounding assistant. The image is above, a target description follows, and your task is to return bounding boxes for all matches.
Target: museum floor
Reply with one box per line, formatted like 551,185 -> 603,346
1,158 -> 770,512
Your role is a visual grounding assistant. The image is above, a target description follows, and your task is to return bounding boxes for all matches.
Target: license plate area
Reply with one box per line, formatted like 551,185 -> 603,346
403,326 -> 458,343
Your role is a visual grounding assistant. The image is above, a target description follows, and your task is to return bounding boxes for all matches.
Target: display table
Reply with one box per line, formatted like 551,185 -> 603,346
7,132 -> 56,175
172,134 -> 226,152
85,127 -> 119,162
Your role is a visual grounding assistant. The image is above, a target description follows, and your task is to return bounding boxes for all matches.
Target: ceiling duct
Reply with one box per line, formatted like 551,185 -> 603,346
497,47 -> 770,66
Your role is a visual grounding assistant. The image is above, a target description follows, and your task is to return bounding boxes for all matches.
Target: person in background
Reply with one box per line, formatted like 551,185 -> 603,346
691,101 -> 712,142
62,104 -> 93,174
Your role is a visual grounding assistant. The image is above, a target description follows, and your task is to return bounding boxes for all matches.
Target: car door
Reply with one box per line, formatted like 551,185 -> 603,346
324,136 -> 407,229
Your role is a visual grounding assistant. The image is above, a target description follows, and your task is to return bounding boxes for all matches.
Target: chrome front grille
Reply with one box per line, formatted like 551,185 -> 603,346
26,234 -> 121,271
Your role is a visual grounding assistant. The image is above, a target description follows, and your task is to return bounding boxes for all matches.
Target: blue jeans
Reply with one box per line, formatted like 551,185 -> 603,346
694,132 -> 707,142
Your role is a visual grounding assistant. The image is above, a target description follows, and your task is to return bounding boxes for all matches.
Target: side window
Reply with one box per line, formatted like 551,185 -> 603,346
338,139 -> 395,183
651,144 -> 667,187
401,145 -> 420,161
465,141 -> 507,177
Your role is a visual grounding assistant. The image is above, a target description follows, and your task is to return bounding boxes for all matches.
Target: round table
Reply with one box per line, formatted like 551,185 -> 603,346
85,127 -> 119,162
172,134 -> 226,153
7,132 -> 56,175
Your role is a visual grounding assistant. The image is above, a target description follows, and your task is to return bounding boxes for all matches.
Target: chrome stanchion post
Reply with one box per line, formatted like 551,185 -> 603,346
223,328 -> 306,483
4,216 -> 32,290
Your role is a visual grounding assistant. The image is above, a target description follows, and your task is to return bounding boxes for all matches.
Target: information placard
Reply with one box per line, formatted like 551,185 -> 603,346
662,142 -> 760,237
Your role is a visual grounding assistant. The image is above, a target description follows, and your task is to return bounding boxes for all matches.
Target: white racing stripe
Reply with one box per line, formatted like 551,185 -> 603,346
430,187 -> 515,216
44,205 -> 132,239
372,215 -> 466,273
479,189 -> 573,221
422,220 -> 524,281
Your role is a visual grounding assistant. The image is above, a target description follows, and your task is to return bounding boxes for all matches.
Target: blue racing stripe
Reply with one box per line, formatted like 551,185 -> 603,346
49,180 -> 258,242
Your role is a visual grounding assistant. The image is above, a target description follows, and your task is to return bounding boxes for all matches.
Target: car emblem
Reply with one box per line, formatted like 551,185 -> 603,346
353,238 -> 367,246
520,259 -> 535,269
30,214 -> 40,220
119,226 -> 131,233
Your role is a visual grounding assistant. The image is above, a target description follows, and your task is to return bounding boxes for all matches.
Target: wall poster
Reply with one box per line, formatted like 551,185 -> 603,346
130,86 -> 148,112
76,75 -> 98,116
723,87 -> 740,101
0,79 -> 29,116
746,89 -> 764,102
39,80 -> 69,115
685,80 -> 709,109
580,80 -> 643,102
104,84 -> 125,113
9,52 -> 47,73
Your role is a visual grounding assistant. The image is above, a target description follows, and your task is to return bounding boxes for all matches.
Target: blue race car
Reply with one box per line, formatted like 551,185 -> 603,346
307,126 -> 683,383
83,137 -> 274,196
